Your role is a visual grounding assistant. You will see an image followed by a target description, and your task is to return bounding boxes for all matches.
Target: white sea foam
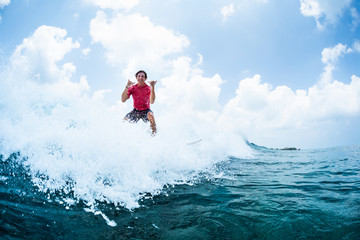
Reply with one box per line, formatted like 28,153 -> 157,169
0,67 -> 252,210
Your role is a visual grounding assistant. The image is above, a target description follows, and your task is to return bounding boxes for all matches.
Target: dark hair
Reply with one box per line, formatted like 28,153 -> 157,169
135,70 -> 147,79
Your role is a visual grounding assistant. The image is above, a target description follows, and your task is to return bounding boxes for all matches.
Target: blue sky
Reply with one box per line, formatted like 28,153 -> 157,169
1,0 -> 360,148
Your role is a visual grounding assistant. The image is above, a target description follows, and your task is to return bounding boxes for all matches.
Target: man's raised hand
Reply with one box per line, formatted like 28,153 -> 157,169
148,81 -> 157,87
126,79 -> 135,88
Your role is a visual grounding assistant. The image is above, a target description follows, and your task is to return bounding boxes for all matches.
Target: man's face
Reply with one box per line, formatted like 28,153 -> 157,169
136,73 -> 146,83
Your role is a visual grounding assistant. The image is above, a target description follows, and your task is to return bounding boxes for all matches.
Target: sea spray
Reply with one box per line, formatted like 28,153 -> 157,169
0,68 -> 253,213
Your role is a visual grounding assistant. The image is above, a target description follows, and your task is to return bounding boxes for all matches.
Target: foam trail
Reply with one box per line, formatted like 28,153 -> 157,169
0,66 -> 252,213
84,206 -> 117,227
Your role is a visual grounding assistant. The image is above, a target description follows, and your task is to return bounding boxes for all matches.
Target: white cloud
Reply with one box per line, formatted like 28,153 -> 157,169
300,0 -> 322,18
85,0 -> 140,11
300,0 -> 352,30
82,48 -> 91,56
89,11 -> 190,77
194,53 -> 203,68
217,74 -> 360,148
351,8 -> 360,31
216,41 -> 360,148
319,43 -> 358,86
221,4 -> 235,22
158,56 -> 222,114
10,25 -> 80,82
154,56 -> 226,145
354,40 -> 360,52
319,43 -> 347,85
93,88 -> 112,101
0,0 -> 10,22
321,43 -> 348,65
0,0 -> 10,8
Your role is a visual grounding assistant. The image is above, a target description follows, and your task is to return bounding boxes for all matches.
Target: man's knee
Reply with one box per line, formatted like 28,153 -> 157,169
147,112 -> 154,120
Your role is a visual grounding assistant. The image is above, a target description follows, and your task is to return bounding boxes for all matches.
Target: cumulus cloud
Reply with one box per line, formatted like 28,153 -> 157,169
216,41 -> 360,148
221,4 -> 235,22
319,42 -> 360,86
153,56 -> 226,144
158,56 -> 223,114
321,43 -> 349,65
300,0 -> 352,30
89,11 -> 190,77
217,74 -> 360,148
319,43 -> 348,86
10,25 -> 80,83
84,0 -> 139,11
0,0 -> 10,8
300,0 -> 321,18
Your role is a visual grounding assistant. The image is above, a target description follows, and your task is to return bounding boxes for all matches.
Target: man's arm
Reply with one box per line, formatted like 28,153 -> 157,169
122,80 -> 134,102
149,81 -> 157,104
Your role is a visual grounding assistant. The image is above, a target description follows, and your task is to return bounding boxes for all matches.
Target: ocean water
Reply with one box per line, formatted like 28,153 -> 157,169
1,143 -> 359,239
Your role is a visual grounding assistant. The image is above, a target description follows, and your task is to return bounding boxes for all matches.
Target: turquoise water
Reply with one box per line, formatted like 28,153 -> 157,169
1,144 -> 359,239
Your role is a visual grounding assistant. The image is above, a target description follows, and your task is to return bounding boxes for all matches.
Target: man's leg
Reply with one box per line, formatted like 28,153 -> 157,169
124,109 -> 139,123
147,112 -> 157,135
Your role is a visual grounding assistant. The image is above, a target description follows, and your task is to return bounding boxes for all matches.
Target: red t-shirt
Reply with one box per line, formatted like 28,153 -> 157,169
127,84 -> 151,110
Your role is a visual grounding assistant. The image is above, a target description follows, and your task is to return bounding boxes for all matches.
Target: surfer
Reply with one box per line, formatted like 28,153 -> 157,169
122,70 -> 157,135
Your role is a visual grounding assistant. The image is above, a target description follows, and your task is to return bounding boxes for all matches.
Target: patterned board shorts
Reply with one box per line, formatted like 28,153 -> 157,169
124,108 -> 152,123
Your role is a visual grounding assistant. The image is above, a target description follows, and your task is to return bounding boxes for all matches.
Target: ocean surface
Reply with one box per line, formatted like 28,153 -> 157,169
1,143 -> 359,240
